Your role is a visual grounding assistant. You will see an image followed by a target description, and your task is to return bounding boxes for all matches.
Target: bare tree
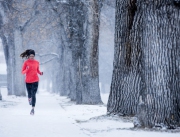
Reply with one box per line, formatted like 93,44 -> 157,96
51,0 -> 103,104
1,0 -> 102,104
0,0 -> 63,96
0,0 -> 25,96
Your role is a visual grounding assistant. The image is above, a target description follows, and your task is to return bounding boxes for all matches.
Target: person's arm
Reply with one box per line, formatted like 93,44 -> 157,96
37,62 -> 43,75
22,62 -> 28,74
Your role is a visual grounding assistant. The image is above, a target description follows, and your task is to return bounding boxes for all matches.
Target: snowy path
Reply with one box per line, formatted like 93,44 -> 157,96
0,92 -> 85,137
0,88 -> 180,137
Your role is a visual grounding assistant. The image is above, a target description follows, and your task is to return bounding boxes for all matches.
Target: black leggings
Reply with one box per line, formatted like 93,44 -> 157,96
26,82 -> 38,107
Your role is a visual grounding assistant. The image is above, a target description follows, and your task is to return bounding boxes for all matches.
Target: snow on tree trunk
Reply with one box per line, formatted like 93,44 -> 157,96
107,0 -> 140,116
14,29 -> 26,96
67,0 -> 102,104
53,3 -> 75,97
0,1 -> 25,96
135,0 -> 180,128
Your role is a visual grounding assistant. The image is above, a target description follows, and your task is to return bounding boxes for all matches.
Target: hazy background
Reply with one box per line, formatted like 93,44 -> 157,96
0,2 -> 115,94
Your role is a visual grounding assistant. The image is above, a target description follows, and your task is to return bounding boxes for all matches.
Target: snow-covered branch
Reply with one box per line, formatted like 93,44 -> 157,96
36,53 -> 59,58
40,56 -> 58,65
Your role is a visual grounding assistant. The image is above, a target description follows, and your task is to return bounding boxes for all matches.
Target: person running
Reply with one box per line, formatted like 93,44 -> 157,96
20,49 -> 43,115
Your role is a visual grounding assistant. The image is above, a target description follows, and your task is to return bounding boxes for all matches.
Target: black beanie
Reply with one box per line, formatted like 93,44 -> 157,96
28,50 -> 35,56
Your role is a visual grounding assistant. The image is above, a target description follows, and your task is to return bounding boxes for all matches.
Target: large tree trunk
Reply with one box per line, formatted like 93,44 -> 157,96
82,0 -> 102,104
108,0 -> 180,128
14,29 -> 26,96
0,1 -> 25,96
136,0 -> 180,128
67,0 -> 102,104
107,0 -> 140,116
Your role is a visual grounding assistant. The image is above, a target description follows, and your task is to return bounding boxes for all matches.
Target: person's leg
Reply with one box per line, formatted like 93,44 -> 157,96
26,83 -> 32,104
31,82 -> 38,108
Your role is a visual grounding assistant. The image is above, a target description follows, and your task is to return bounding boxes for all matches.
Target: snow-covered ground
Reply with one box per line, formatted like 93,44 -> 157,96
0,88 -> 180,137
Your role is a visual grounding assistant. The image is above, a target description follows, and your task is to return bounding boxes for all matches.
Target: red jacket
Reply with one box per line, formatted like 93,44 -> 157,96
22,59 -> 42,83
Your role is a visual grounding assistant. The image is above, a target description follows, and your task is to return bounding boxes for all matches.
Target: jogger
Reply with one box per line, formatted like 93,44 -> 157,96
26,82 -> 38,107
20,49 -> 43,115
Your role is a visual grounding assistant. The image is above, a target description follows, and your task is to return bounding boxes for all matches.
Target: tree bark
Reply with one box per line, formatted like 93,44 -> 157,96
107,0 -> 140,116
67,0 -> 102,104
0,1 -> 25,96
108,0 -> 180,128
135,0 -> 180,128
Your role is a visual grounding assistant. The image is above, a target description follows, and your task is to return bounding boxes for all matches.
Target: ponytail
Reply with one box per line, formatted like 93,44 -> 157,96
20,49 -> 35,59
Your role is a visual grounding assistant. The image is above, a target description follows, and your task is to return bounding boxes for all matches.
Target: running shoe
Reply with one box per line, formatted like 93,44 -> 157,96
30,109 -> 34,115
